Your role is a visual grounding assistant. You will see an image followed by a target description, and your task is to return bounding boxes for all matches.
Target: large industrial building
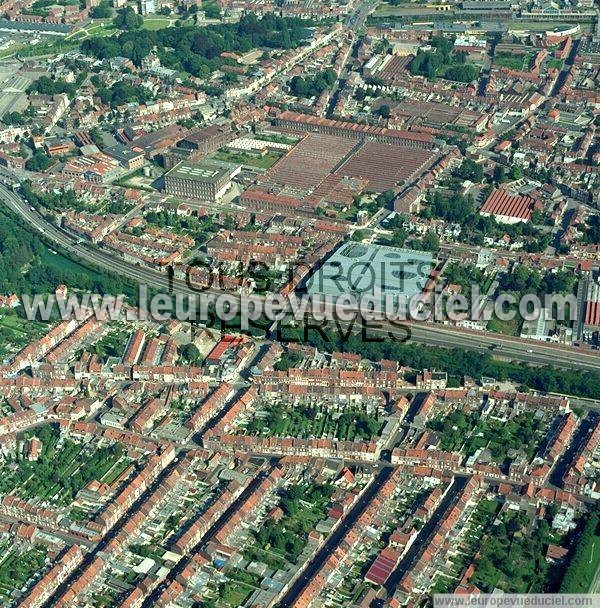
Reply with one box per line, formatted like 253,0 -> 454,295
480,188 -> 536,224
582,275 -> 600,343
273,111 -> 435,150
162,124 -> 235,170
163,160 -> 240,202
305,243 -> 434,315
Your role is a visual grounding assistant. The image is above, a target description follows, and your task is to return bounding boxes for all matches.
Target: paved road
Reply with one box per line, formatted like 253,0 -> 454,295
142,465 -> 272,608
551,37 -> 579,98
326,0 -> 374,116
277,466 -> 394,607
384,476 -> 468,596
1,181 -> 599,373
43,453 -> 184,608
388,322 -> 600,373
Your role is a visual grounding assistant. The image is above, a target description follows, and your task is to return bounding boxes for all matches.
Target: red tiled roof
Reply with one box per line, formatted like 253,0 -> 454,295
365,548 -> 400,586
584,300 -> 600,328
480,188 -> 535,221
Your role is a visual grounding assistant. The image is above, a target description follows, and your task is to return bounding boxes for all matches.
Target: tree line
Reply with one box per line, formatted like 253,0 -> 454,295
291,329 -> 600,400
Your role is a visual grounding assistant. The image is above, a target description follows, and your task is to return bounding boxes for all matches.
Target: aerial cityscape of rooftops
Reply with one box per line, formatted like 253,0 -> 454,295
0,0 -> 599,604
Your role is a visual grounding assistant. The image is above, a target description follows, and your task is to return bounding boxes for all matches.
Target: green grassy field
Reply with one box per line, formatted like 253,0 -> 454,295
213,149 -> 283,169
142,17 -> 178,30
39,246 -> 94,276
0,310 -> 47,357
560,512 -> 600,593
68,21 -> 117,40
487,313 -> 522,336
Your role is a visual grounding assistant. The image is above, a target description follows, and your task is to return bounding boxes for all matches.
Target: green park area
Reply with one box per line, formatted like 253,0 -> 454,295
68,14 -> 183,42
68,21 -> 117,41
79,12 -> 315,81
245,403 -> 384,441
0,424 -> 127,506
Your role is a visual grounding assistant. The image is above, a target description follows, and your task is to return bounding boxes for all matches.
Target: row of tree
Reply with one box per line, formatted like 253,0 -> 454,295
560,507 -> 600,592
294,331 -> 600,400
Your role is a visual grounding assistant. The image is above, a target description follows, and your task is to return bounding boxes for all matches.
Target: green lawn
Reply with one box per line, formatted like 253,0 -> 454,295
494,51 -> 532,71
547,58 -> 564,70
254,133 -> 299,145
560,511 -> 600,592
0,310 -> 47,356
142,17 -> 176,30
69,22 -> 117,40
213,149 -> 283,169
39,246 -> 94,277
487,313 -> 522,336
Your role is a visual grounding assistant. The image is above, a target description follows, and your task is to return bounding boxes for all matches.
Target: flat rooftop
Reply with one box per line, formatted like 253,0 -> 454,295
305,243 -> 434,309
105,144 -> 144,162
165,160 -> 237,184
